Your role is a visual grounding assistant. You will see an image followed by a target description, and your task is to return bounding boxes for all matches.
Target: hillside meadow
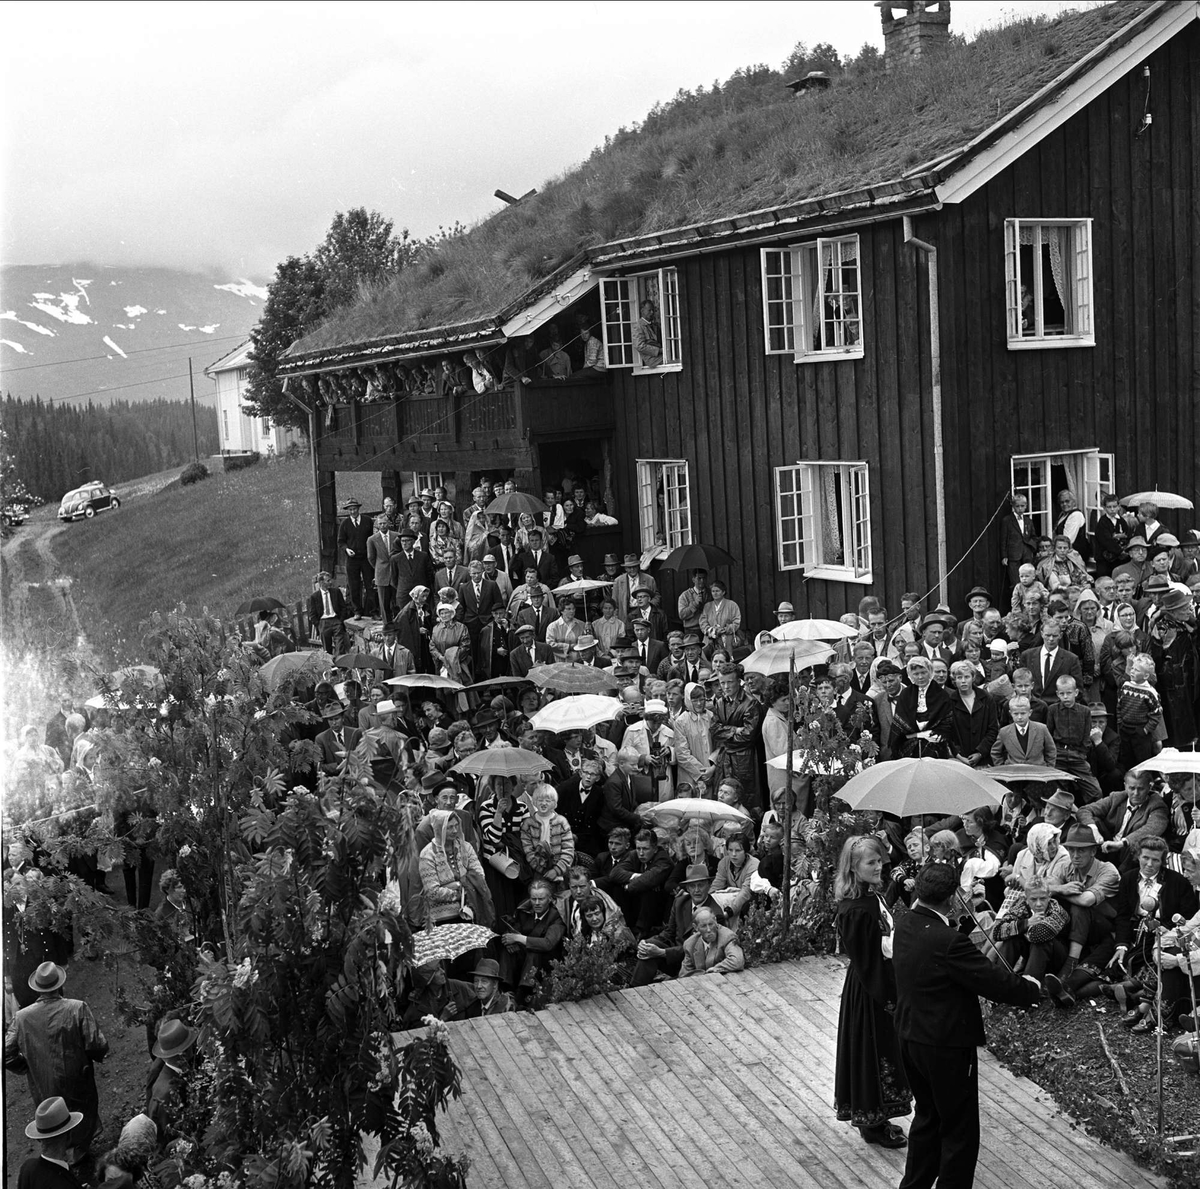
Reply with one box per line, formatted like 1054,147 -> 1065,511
61,455 -> 381,663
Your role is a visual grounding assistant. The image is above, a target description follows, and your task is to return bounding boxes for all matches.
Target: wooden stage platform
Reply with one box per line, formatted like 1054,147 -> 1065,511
368,956 -> 1165,1189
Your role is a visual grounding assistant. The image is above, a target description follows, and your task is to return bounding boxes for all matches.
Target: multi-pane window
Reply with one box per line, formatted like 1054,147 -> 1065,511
636,459 -> 691,550
601,268 -> 682,373
413,471 -> 451,496
261,417 -> 271,434
760,235 -> 863,360
1004,219 -> 1094,348
774,461 -> 872,581
1010,450 -> 1114,539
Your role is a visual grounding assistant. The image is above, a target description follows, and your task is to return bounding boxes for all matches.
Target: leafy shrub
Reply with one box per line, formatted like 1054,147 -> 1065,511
222,451 -> 260,473
180,461 -> 210,486
533,933 -> 626,1007
738,895 -> 819,968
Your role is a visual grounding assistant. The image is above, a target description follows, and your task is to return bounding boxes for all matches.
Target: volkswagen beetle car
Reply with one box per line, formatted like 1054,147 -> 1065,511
58,480 -> 120,521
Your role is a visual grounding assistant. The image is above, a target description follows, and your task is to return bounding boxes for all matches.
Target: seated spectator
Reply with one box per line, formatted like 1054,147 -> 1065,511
630,862 -> 726,986
1009,822 -> 1072,890
633,298 -> 662,368
519,783 -> 576,888
555,866 -> 622,936
680,907 -> 745,978
709,833 -> 759,927
539,331 -> 573,380
593,827 -> 632,882
1077,770 -> 1169,874
992,875 -> 1070,986
578,894 -> 636,956
419,810 -> 493,925
596,827 -> 673,937
500,879 -> 565,998
464,958 -> 517,1017
579,322 -> 607,374
400,961 -> 475,1028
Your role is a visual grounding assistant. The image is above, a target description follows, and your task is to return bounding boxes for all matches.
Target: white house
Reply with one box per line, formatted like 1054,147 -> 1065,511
205,341 -> 302,456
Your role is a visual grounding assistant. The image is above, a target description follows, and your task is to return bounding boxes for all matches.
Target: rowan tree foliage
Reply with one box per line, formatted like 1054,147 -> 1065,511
246,209 -> 423,432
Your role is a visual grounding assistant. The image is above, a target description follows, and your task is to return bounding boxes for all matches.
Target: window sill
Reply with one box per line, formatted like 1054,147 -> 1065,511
632,363 -> 683,376
1007,336 -> 1095,351
803,566 -> 873,585
794,348 -> 864,364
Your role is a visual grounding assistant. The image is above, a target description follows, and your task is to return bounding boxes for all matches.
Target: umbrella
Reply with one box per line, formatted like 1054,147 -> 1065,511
657,543 -> 738,572
235,595 -> 286,616
450,748 -> 553,778
741,640 -> 835,676
384,674 -> 464,692
527,664 -> 617,693
1120,490 -> 1194,510
529,695 -> 621,733
1132,747 -> 1200,775
637,798 -> 752,831
411,923 -> 495,967
554,578 -> 614,594
772,618 -> 860,641
259,651 -> 334,691
465,675 -> 532,691
485,492 -> 548,517
988,764 -> 1077,784
335,651 -> 391,672
110,664 -> 163,685
833,758 -> 1008,817
85,693 -> 130,710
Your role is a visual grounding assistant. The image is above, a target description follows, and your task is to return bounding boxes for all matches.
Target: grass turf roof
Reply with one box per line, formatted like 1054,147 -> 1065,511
292,1 -> 1156,359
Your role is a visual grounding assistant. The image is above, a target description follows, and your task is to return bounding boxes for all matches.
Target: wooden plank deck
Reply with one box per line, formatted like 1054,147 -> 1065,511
364,956 -> 1166,1189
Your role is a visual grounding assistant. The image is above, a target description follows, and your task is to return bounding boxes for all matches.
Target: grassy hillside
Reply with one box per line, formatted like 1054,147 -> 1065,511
63,456 -> 381,663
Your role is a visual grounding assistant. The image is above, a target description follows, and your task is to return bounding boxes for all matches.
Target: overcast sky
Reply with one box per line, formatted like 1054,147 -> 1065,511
2,0 -> 1085,279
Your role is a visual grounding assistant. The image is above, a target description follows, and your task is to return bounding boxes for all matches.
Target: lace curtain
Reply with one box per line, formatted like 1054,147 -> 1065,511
821,468 -> 843,563
1018,225 -> 1069,315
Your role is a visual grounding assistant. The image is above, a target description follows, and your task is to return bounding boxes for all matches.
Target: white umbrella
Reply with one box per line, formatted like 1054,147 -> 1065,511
385,674 -> 464,692
555,578 -> 614,594
742,640 -> 835,676
772,618 -> 860,641
636,798 -> 752,830
1120,490 -> 1194,510
1132,747 -> 1200,775
529,695 -> 621,733
834,757 -> 1008,816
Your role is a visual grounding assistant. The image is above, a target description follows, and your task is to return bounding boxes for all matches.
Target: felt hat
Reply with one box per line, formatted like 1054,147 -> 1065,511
320,702 -> 347,720
921,612 -> 956,632
612,634 -> 636,650
603,553 -> 620,565
27,962 -> 66,993
1144,575 -> 1170,591
1063,823 -> 1100,847
515,622 -> 536,636
419,488 -> 434,498
1043,790 -> 1077,812
399,527 -> 418,540
965,586 -> 992,603
426,727 -> 451,751
473,708 -> 500,728
152,1018 -> 199,1059
622,553 -> 640,566
567,554 -> 584,567
1128,536 -> 1149,549
572,635 -> 598,652
613,663 -> 640,678
644,699 -> 668,715
420,770 -> 455,792
25,1097 -> 84,1140
682,631 -> 703,647
342,497 -> 361,510
382,622 -> 399,637
1160,588 -> 1193,614
528,585 -> 546,597
375,699 -> 401,715
776,601 -> 794,614
632,586 -> 653,599
471,958 -> 501,980
1181,529 -> 1200,547
680,863 -> 711,886
1089,703 -> 1108,719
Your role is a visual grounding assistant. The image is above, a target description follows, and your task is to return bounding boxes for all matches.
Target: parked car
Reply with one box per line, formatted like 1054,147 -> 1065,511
1,502 -> 28,527
58,481 -> 121,521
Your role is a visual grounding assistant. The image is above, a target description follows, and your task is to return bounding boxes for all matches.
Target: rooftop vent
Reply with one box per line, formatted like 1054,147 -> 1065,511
877,1 -> 951,69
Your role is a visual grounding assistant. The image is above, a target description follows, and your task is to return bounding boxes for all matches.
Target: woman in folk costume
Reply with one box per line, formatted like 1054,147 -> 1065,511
430,602 -> 473,683
418,809 -> 494,927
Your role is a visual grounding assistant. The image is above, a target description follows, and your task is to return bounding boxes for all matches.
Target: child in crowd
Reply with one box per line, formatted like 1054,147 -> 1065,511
1009,563 -> 1049,613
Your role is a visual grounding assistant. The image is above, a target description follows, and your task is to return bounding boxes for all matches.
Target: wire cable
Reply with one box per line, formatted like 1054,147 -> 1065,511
2,330 -> 247,373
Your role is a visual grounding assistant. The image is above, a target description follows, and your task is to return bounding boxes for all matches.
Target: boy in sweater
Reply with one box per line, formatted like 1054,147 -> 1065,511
1116,654 -> 1162,769
1046,676 -> 1101,801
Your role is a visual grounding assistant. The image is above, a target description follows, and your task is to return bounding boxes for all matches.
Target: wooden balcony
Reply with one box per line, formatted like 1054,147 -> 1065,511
317,375 -> 613,467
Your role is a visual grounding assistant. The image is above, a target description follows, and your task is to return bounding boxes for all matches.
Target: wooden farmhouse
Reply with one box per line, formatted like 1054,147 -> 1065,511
279,0 -> 1200,629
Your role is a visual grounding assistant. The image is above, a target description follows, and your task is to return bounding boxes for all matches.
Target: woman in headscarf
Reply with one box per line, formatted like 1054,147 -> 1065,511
429,518 -> 462,571
394,585 -> 434,673
519,784 -> 575,890
9,725 -> 64,821
1009,821 -> 1071,888
430,602 -> 473,683
476,775 -> 530,922
418,809 -> 493,925
514,511 -> 537,552
577,894 -> 636,956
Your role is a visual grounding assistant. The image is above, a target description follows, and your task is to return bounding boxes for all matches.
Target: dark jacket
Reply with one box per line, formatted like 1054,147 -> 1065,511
513,549 -> 558,585
455,577 -> 503,636
389,549 -> 435,607
888,681 -> 954,757
510,641 -> 555,678
594,770 -> 641,836
307,585 -> 348,624
1077,791 -> 1170,849
555,773 -> 610,859
1019,645 -> 1084,703
1113,867 -> 1198,947
948,689 -> 999,763
647,891 -> 727,966
1000,511 -> 1038,568
17,1159 -> 82,1189
394,600 -> 434,672
337,514 -> 373,558
893,904 -> 1039,1049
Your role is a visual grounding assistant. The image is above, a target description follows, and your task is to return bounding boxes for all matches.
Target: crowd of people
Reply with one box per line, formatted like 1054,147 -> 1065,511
7,482 -> 1200,1184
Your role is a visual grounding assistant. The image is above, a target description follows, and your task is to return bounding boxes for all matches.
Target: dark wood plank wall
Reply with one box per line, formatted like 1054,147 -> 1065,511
937,25 -> 1199,608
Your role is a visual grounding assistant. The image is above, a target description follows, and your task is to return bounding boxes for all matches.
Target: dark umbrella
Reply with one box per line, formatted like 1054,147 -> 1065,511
335,651 -> 391,672
464,675 -> 532,691
450,748 -> 554,778
235,596 -> 286,616
527,663 -> 617,693
657,543 -> 738,572
485,492 -> 549,517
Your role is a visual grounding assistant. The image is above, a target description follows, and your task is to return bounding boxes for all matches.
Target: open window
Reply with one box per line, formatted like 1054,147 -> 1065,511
761,235 -> 863,361
601,268 -> 682,374
636,459 -> 691,550
774,461 -> 872,581
1010,448 -> 1114,539
1004,219 -> 1094,348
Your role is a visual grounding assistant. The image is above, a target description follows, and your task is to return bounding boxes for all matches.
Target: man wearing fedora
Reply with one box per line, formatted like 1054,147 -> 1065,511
367,511 -> 399,624
146,1017 -> 198,1138
915,613 -> 957,667
337,497 -> 375,618
376,622 -> 415,679
509,622 -> 554,679
315,702 -> 361,775
464,958 -> 516,1017
18,1097 -> 86,1188
613,552 -> 657,624
1042,824 -> 1120,994
630,862 -> 727,986
5,963 -> 108,1163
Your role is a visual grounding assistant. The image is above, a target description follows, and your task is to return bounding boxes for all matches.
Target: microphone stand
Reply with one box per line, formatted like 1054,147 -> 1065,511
1155,912 -> 1165,1136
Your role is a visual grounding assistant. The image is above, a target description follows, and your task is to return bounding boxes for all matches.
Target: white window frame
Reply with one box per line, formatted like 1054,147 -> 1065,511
1010,448 -> 1114,540
600,268 -> 683,374
636,459 -> 692,550
412,471 -> 451,496
222,409 -> 229,440
774,461 -> 872,582
759,235 -> 864,362
1004,218 -> 1094,349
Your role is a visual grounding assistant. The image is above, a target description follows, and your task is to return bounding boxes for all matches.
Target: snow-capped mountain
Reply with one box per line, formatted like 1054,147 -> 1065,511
1,264 -> 268,405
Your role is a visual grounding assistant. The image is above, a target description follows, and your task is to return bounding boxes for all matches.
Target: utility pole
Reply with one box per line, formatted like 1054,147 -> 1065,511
188,357 -> 199,462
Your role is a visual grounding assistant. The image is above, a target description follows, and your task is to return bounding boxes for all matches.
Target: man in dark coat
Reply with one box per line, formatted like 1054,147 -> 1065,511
711,666 -> 764,812
16,1097 -> 84,1189
306,571 -> 349,656
596,827 -> 673,936
892,864 -> 1040,1189
389,529 -> 435,610
555,755 -> 613,862
509,623 -> 554,678
455,559 -> 502,648
510,586 -> 556,645
336,498 -> 374,617
499,880 -> 565,995
1020,620 -> 1083,706
476,605 -> 512,680
1000,494 -> 1038,588
513,527 -> 558,586
628,863 -> 727,985
314,703 -> 361,775
5,964 -> 109,1159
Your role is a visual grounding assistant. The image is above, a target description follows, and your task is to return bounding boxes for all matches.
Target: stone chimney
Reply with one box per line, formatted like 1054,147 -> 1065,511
877,1 -> 951,68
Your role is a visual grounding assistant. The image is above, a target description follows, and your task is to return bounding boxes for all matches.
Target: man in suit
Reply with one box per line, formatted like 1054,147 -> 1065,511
435,560 -> 469,593
336,498 -> 374,617
870,661 -> 903,760
389,529 -> 435,612
628,862 -> 726,984
476,605 -> 512,680
16,1096 -> 85,1189
1020,620 -> 1082,705
510,622 -> 554,678
628,587 -> 669,641
489,526 -> 520,583
893,863 -> 1041,1189
613,553 -> 658,624
916,613 -> 957,667
307,571 -> 349,655
367,515 -> 399,624
507,567 -> 559,618
513,527 -> 557,586
991,695 -> 1056,766
1000,493 -> 1039,588
629,617 -> 668,677
847,640 -> 877,695
375,622 -> 414,679
1092,493 -> 1132,577
455,559 -> 502,648
1076,770 -> 1170,873
829,663 -> 878,742
315,702 -> 361,775
664,632 -> 707,686
481,553 -> 513,604
511,585 -> 556,644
